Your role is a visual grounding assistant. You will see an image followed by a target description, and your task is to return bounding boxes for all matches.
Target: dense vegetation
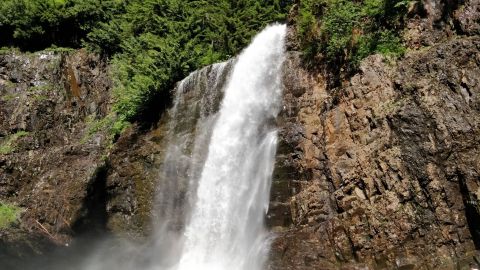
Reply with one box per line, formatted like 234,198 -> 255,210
0,0 -> 121,50
1,0 -> 410,131
1,0 -> 291,129
297,0 -> 409,70
93,0 -> 291,124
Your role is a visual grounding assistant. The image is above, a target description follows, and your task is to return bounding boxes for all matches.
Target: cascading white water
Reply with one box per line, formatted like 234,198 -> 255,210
63,24 -> 286,270
175,24 -> 287,270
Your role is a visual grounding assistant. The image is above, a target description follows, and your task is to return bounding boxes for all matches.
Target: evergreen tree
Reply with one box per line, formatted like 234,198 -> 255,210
0,0 -> 292,125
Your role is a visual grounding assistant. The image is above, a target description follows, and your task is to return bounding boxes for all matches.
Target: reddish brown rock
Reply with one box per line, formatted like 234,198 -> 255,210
269,35 -> 480,269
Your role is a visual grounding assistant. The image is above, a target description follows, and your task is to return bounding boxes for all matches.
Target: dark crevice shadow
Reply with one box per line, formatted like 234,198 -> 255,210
458,172 -> 480,249
71,162 -> 109,235
134,84 -> 173,132
4,163 -> 112,270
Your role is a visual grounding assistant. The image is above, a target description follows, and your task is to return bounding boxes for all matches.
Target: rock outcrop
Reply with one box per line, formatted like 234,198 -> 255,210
0,50 -> 110,268
0,50 -> 161,263
269,1 -> 480,269
0,50 -> 112,247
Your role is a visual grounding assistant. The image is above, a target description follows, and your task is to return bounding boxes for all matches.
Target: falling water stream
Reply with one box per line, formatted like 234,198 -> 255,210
176,24 -> 286,270
13,24 -> 287,270
154,24 -> 287,270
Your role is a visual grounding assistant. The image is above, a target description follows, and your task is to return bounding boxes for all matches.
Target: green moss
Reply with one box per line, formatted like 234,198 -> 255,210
0,131 -> 29,154
44,46 -> 75,54
5,80 -> 17,88
33,95 -> 49,101
0,203 -> 21,229
27,83 -> 55,102
1,93 -> 18,102
28,84 -> 52,92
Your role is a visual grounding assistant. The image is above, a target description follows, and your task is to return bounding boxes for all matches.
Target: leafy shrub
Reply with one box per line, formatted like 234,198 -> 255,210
298,0 -> 409,69
0,203 -> 21,229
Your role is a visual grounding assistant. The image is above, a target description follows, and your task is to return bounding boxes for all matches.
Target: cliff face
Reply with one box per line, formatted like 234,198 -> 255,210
0,50 -> 160,263
0,50 -> 112,252
269,1 -> 480,269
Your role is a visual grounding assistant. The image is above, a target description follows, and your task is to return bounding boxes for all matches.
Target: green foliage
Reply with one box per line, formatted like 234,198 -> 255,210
0,131 -> 29,155
81,114 -> 130,145
298,0 -> 409,69
89,0 -> 291,122
0,0 -> 122,50
0,47 -> 20,54
0,203 -> 21,228
1,0 -> 291,124
374,30 -> 406,56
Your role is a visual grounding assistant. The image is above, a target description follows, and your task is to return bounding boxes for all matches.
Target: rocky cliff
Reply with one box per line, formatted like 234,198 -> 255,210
0,50 -> 112,254
0,50 -> 162,266
269,0 -> 480,269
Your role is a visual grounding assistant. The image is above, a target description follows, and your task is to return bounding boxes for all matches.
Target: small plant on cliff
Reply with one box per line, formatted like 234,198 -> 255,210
0,131 -> 29,155
1,93 -> 18,102
81,113 -> 130,146
0,203 -> 21,229
298,0 -> 409,70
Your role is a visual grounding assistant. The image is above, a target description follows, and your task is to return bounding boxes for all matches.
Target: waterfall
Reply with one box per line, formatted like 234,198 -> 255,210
175,24 -> 287,270
150,60 -> 234,268
59,24 -> 286,270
